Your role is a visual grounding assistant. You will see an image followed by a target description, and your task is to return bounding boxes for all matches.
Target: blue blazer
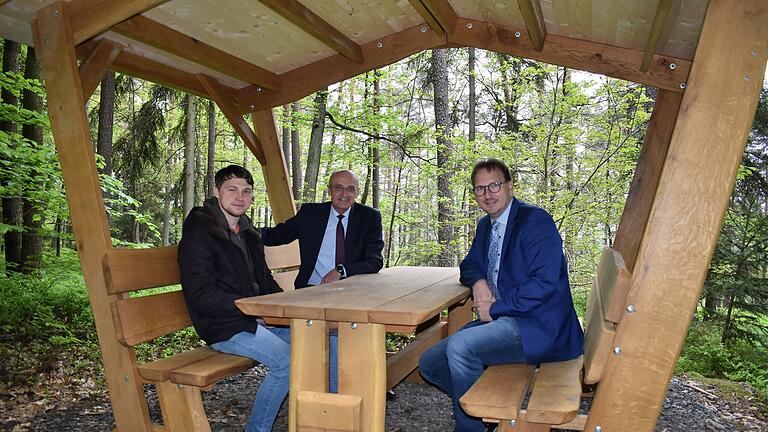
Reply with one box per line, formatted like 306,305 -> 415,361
460,198 -> 584,364
261,202 -> 384,288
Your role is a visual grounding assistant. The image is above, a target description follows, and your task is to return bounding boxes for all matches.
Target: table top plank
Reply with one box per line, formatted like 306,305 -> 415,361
236,266 -> 467,326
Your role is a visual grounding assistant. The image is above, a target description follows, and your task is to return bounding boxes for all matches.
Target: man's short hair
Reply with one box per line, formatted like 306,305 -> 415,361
215,165 -> 254,189
471,158 -> 512,185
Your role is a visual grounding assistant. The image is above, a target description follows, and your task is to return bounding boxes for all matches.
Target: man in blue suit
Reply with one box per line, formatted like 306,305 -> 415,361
260,169 -> 384,288
419,158 -> 584,432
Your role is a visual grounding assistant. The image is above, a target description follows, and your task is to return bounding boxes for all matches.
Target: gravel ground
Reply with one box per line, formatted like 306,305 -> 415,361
2,366 -> 766,431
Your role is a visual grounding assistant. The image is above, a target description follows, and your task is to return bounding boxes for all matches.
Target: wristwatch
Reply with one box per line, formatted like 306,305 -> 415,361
335,264 -> 346,278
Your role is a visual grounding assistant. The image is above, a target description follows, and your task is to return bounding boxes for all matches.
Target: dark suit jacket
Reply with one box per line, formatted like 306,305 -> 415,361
261,202 -> 384,288
460,198 -> 584,364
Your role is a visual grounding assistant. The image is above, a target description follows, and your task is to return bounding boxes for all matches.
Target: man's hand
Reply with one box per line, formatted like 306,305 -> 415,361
320,269 -> 342,284
472,279 -> 495,303
473,300 -> 494,322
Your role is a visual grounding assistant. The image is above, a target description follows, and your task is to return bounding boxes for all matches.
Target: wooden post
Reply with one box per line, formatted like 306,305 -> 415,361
32,2 -> 152,431
613,89 -> 682,272
252,109 -> 296,223
289,319 -> 329,432
586,1 -> 768,430
338,322 -> 387,432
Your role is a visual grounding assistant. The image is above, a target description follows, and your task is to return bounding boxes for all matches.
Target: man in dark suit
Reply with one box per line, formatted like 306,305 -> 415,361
419,159 -> 584,432
261,169 -> 384,288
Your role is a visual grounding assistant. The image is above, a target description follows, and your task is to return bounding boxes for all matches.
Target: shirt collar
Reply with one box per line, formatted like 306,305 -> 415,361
492,199 -> 513,227
332,204 -> 352,219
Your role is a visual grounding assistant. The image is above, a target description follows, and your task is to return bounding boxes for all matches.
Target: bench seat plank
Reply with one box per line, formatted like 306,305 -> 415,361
524,356 -> 583,424
460,364 -> 535,420
138,346 -> 217,382
170,352 -> 256,387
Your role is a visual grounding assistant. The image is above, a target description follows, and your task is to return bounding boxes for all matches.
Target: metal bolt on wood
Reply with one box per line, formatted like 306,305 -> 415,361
466,22 -> 473,29
256,87 -> 262,92
626,304 -> 636,313
508,418 -> 517,427
53,10 -> 60,16
351,322 -> 358,329
514,31 -> 521,38
376,41 -> 383,48
124,375 -> 129,383
43,37 -> 49,44
679,82 -> 687,89
177,384 -> 183,389
669,63 -> 677,70
595,426 -> 603,432
306,319 -> 313,327
421,26 -> 427,33
744,74 -> 751,81
613,346 -> 622,355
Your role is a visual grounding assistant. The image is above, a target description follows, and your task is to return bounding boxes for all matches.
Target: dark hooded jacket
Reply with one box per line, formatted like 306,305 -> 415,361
178,197 -> 283,345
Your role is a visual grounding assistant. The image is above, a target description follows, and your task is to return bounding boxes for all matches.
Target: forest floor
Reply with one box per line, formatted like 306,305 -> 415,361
1,361 -> 767,432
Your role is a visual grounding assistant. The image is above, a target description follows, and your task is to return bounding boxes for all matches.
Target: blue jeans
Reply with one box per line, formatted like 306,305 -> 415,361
212,326 -> 339,432
419,317 -> 526,432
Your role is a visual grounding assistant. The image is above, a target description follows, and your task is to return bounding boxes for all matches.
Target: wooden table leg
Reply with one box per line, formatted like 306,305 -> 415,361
448,295 -> 473,336
338,322 -> 386,432
289,318 -> 329,432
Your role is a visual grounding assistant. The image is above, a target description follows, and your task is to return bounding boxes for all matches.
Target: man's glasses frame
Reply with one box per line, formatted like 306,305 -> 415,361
472,181 -> 507,196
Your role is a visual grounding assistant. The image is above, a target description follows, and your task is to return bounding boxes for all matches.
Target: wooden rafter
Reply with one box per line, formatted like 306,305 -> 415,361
66,0 -> 170,45
79,38 -> 124,100
448,19 -> 689,95
197,74 -> 267,165
640,0 -> 679,72
251,109 -> 296,223
407,0 -> 459,35
235,24 -> 447,113
515,0 -> 546,51
258,0 -> 363,64
112,15 -> 279,90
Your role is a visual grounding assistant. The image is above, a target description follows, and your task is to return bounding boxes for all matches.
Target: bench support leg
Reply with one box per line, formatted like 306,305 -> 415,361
156,381 -> 211,432
339,322 -> 386,432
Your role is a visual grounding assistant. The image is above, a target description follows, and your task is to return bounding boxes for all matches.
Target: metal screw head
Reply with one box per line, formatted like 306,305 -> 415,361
421,26 -> 427,33
595,426 -> 603,432
376,41 -> 383,48
306,319 -> 313,327
508,418 -> 517,427
613,346 -> 622,355
177,383 -> 183,389
53,10 -> 60,16
351,322 -> 358,329
466,22 -> 473,29
256,87 -> 262,92
679,82 -> 687,89
744,74 -> 751,81
249,104 -> 255,109
43,37 -> 49,44
669,63 -> 677,70
514,31 -> 521,38
753,50 -> 759,57
626,304 -> 636,313
123,375 -> 129,383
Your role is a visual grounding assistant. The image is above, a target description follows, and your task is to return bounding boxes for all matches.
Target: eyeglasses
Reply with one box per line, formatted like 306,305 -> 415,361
333,184 -> 357,194
472,181 -> 506,196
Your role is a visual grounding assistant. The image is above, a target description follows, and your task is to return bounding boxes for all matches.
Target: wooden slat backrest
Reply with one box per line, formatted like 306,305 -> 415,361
596,247 -> 632,323
112,290 -> 191,347
103,241 -> 300,295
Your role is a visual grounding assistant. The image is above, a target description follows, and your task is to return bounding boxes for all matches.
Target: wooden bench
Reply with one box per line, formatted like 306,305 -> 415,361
102,242 -> 300,432
459,247 -> 632,431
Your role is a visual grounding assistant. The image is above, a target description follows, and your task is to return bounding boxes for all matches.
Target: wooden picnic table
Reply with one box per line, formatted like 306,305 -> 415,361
236,266 -> 471,432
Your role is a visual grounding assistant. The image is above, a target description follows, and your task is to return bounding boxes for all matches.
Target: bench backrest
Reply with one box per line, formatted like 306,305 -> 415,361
104,242 -> 300,348
583,247 -> 632,384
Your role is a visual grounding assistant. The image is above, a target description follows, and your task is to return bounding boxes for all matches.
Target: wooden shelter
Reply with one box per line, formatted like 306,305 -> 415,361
1,0 -> 766,430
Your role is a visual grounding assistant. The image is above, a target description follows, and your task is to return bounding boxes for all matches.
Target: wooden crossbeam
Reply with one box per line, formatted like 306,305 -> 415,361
515,0 -> 547,51
113,15 -> 279,90
197,74 -> 266,165
448,18 -> 690,94
251,109 -> 296,223
407,0 -> 459,36
258,0 -> 363,64
640,0 -> 679,72
78,38 -> 123,100
235,24 -> 446,113
67,0 -> 170,45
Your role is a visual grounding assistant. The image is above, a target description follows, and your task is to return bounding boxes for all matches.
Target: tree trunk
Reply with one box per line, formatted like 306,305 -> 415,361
206,99 -> 216,198
96,71 -> 115,177
183,95 -> 197,217
431,48 -> 455,267
162,149 -> 173,245
291,101 -> 302,202
303,89 -> 327,203
2,40 -> 22,272
372,71 -> 381,209
282,103 -> 291,176
19,48 -> 44,272
468,47 -> 476,142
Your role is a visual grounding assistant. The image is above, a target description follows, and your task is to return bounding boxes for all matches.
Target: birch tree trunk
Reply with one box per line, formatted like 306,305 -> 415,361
206,99 -> 216,198
183,95 -> 197,217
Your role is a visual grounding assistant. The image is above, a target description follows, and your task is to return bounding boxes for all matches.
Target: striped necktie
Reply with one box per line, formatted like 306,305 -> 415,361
487,221 -> 501,299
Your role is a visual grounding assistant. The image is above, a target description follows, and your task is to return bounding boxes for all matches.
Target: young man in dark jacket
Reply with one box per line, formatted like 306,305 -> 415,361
178,165 -> 288,432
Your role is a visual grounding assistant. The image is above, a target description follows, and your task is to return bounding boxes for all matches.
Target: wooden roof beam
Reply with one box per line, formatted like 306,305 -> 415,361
258,0 -> 363,64
197,74 -> 267,165
407,0 -> 459,36
640,0 -> 680,72
234,24 -> 447,113
79,38 -> 123,100
515,0 -> 547,51
112,15 -> 280,90
448,18 -> 690,94
65,0 -> 170,45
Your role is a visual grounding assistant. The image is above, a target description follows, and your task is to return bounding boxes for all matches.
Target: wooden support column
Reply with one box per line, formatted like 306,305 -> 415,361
78,38 -> 123,100
613,89 -> 682,272
586,1 -> 768,431
338,322 -> 386,432
289,318 -> 329,432
32,2 -> 152,431
252,109 -> 296,222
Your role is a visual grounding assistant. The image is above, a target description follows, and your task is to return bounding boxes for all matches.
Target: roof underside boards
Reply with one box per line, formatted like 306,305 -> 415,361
0,0 -> 707,111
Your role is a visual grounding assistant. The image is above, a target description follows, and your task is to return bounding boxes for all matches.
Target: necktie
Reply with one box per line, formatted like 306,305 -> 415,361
336,214 -> 345,266
487,221 -> 501,299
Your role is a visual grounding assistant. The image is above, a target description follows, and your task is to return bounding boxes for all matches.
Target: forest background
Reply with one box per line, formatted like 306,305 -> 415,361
1,38 -> 767,412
